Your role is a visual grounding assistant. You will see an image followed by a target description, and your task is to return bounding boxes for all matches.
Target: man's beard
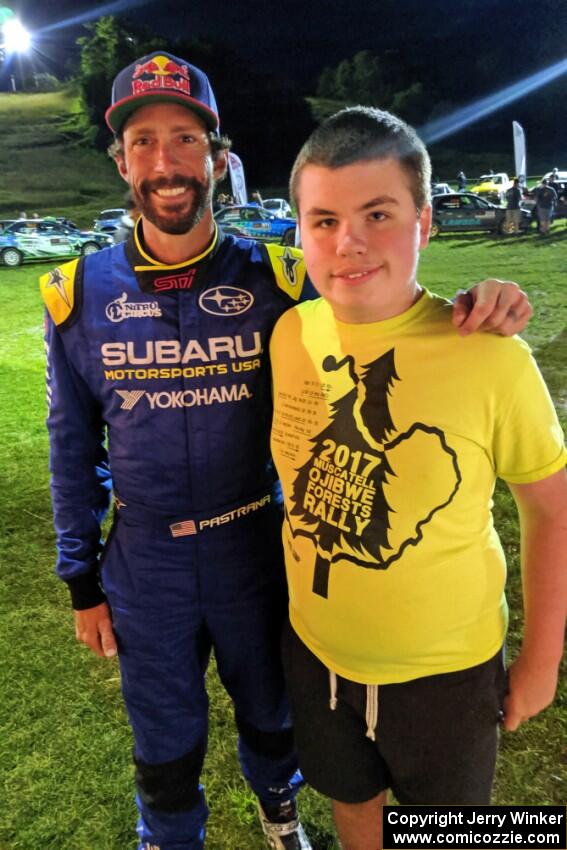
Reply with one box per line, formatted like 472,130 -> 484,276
135,173 -> 213,235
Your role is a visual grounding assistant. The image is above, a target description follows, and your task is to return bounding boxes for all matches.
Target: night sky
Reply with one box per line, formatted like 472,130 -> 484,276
3,0 -> 567,164
10,0 -> 567,86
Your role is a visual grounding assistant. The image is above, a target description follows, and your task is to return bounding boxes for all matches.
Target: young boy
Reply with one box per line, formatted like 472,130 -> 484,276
269,107 -> 567,850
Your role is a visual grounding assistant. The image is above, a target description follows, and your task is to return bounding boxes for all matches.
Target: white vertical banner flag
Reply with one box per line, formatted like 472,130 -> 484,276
228,152 -> 248,205
513,121 -> 527,181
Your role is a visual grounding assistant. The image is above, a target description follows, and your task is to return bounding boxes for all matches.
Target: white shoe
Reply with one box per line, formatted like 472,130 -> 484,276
257,800 -> 312,850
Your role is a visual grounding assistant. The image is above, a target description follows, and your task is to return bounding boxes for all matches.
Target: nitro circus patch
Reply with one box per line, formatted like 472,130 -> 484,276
105,292 -> 162,323
198,286 -> 254,316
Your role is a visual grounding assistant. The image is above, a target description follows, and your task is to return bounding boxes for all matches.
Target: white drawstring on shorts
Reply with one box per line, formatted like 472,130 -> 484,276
365,685 -> 379,741
328,670 -> 379,740
329,669 -> 338,710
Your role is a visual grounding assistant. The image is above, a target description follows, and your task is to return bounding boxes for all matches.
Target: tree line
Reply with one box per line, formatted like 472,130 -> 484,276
74,15 -> 565,183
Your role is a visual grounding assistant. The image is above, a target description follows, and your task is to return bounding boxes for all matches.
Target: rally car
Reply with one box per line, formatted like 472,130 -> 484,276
93,208 -> 128,234
469,172 -> 512,204
263,198 -> 293,218
430,193 -> 531,237
214,205 -> 297,245
431,182 -> 453,196
0,219 -> 114,267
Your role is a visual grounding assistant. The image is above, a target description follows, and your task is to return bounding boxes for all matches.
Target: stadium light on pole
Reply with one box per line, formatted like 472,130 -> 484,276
0,17 -> 32,91
2,18 -> 31,53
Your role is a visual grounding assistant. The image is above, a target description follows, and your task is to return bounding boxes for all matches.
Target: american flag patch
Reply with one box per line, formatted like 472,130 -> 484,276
170,519 -> 197,538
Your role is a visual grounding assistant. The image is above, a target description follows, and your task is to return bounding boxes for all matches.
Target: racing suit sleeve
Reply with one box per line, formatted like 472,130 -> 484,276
45,315 -> 112,610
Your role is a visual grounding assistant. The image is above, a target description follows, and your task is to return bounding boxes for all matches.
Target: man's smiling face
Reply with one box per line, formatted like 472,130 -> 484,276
117,102 -> 219,236
297,157 -> 432,323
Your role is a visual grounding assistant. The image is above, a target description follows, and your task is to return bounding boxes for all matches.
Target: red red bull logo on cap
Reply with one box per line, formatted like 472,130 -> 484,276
132,55 -> 190,96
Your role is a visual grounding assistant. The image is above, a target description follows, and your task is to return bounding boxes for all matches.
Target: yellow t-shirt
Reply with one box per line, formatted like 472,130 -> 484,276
270,291 -> 566,684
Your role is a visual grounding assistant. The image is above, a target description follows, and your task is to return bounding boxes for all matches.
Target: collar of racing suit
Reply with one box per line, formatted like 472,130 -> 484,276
124,217 -> 226,293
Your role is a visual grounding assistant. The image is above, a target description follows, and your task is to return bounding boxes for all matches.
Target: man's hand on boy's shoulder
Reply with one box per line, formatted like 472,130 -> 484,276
452,280 -> 533,337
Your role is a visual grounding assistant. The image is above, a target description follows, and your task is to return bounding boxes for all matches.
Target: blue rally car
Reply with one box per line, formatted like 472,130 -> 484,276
0,219 -> 114,267
214,205 -> 297,245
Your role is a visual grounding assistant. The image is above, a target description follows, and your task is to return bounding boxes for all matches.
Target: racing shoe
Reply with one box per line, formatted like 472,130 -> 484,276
257,799 -> 312,850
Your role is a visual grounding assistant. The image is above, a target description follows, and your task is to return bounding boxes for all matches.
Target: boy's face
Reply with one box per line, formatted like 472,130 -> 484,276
297,157 -> 431,323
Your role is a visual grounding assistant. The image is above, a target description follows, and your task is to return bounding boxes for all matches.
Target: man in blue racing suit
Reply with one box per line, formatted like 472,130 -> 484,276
41,50 -> 533,850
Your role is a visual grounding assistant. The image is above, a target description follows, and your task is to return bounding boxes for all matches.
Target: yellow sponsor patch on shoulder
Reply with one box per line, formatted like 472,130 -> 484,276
39,259 -> 79,326
264,244 -> 306,301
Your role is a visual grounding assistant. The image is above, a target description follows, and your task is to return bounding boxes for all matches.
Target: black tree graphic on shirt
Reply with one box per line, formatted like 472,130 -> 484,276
287,348 -> 462,598
289,350 -> 397,596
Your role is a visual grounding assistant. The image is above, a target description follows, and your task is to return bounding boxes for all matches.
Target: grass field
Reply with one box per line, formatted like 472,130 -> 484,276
0,85 -> 566,850
1,228 -> 566,850
0,90 -> 124,225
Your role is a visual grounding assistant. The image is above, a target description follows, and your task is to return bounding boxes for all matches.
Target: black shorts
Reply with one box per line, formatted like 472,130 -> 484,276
282,623 -> 508,805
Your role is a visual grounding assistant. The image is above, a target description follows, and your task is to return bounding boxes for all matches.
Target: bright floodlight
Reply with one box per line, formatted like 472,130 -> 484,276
419,55 -> 567,145
3,19 -> 31,53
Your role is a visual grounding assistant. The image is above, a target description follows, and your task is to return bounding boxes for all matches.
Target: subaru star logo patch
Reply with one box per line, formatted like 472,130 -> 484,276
198,286 -> 254,316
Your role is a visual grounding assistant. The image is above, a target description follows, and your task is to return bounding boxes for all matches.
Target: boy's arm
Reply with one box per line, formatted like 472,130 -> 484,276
452,280 -> 532,336
505,467 -> 567,731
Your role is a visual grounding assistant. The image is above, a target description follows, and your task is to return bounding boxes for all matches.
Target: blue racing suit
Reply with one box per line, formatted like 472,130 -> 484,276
41,224 -> 310,849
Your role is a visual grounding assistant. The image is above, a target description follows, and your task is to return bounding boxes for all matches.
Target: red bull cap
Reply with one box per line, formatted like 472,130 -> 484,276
105,51 -> 219,134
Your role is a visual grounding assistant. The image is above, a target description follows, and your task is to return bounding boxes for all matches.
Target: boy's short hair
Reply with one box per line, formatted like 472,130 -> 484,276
290,106 -> 431,213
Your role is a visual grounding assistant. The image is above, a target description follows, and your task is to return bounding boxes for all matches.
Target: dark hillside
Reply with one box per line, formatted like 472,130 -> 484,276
0,88 -> 124,226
